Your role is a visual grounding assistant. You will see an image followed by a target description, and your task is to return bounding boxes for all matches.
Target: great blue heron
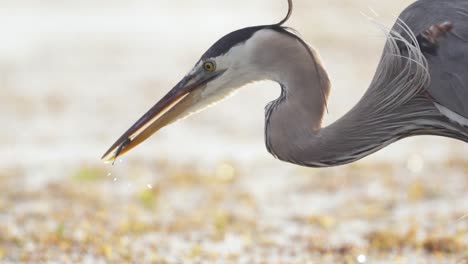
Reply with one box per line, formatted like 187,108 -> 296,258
102,0 -> 468,167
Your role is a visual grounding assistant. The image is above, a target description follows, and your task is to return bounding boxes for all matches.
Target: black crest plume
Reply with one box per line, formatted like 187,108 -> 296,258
277,0 -> 293,25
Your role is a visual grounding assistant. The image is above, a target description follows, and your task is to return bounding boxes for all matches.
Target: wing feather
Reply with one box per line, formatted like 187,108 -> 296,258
397,0 -> 468,118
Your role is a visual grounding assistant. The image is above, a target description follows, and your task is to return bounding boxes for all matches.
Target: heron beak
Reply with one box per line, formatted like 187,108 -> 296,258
101,70 -> 221,162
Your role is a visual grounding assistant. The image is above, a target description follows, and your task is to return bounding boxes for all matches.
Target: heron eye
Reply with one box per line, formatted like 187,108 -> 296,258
203,61 -> 216,72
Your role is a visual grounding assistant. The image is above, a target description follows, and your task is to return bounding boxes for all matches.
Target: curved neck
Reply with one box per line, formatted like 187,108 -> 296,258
242,28 -> 463,167
261,32 -> 444,167
265,64 -> 408,167
265,63 -> 386,167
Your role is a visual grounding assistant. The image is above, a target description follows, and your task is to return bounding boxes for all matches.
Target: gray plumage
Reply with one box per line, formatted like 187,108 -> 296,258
102,0 -> 468,168
400,0 -> 468,118
245,0 -> 468,167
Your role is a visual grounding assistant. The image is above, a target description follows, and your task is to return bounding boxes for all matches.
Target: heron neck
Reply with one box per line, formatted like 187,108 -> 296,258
263,50 -> 432,167
256,27 -> 448,167
266,74 -> 398,167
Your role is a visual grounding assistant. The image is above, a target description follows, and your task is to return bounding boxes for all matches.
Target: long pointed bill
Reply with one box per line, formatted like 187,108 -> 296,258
101,71 -> 215,163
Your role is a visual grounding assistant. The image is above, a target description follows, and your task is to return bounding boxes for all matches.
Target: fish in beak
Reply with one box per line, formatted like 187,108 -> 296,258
101,67 -> 225,163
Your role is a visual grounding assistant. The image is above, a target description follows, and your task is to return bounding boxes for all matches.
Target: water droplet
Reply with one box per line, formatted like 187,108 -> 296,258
107,173 -> 112,177
357,254 -> 367,263
113,177 -> 117,182
119,159 -> 123,164
147,184 -> 153,189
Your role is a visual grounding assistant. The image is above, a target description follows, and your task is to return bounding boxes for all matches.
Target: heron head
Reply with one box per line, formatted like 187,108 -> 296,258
101,1 -> 295,162
101,26 -> 277,162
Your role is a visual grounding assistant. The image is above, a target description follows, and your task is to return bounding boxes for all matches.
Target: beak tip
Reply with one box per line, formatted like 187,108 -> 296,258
101,150 -> 116,163
101,156 -> 113,163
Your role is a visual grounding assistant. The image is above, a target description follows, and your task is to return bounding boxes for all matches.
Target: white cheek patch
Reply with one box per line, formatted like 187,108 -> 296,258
174,29 -> 286,123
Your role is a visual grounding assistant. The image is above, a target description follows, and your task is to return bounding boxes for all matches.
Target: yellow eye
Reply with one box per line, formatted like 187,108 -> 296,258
203,61 -> 216,72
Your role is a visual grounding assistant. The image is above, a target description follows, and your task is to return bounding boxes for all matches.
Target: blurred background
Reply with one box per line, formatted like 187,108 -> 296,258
1,0 -> 467,262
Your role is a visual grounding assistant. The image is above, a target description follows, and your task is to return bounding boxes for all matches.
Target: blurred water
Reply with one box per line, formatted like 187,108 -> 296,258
0,1 -> 467,262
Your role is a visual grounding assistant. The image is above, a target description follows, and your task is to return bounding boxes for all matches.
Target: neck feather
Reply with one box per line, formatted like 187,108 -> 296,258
260,27 -> 457,167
